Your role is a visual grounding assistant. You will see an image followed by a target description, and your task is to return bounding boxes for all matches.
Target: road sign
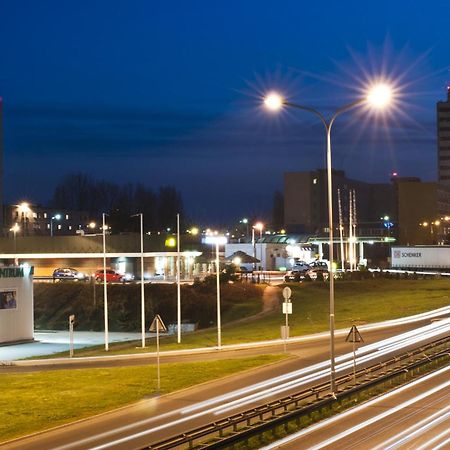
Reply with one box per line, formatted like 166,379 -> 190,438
149,314 -> 167,333
282,286 -> 292,300
345,324 -> 364,343
68,314 -> 76,358
282,302 -> 292,314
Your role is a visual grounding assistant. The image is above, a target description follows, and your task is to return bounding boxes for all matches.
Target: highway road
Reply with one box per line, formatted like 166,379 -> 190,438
2,316 -> 449,450
264,364 -> 450,450
3,305 -> 450,373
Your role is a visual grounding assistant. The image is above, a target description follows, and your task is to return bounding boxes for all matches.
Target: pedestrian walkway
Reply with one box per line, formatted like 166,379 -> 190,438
0,331 -> 149,360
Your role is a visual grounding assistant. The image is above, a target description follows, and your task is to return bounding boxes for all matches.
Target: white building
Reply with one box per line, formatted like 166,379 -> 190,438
0,266 -> 34,344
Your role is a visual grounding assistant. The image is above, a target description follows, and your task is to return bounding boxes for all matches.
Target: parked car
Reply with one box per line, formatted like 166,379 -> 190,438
52,268 -> 89,281
94,269 -> 134,283
308,261 -> 329,271
284,261 -> 310,282
306,261 -> 329,280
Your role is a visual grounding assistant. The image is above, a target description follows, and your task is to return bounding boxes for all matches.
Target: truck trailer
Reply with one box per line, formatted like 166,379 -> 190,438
391,246 -> 450,270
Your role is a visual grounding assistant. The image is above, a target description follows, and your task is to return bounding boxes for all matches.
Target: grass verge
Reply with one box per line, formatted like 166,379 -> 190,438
0,353 -> 287,443
43,278 -> 450,358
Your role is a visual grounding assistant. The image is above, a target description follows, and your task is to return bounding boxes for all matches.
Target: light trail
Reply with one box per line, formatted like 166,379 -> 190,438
184,318 -> 450,416
53,320 -> 450,450
260,365 -> 450,450
370,395 -> 450,450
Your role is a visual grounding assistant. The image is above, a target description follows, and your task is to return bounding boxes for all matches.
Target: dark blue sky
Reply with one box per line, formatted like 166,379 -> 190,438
1,0 -> 449,222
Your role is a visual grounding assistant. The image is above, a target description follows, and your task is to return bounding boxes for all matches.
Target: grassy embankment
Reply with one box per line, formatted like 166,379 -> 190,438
0,354 -> 286,443
39,277 -> 450,357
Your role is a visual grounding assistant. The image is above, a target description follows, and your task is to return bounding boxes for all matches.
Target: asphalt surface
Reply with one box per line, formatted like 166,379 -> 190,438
2,316 -> 449,450
265,365 -> 450,449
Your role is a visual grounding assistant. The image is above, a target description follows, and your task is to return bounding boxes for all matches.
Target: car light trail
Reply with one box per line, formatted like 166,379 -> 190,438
260,365 -> 450,450
379,404 -> 450,450
53,320 -> 450,450
184,318 -> 450,416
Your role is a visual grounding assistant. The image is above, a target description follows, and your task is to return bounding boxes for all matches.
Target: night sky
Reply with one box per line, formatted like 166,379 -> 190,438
1,1 -> 449,223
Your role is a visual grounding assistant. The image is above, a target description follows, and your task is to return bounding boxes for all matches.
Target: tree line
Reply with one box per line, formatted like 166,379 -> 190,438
50,173 -> 184,232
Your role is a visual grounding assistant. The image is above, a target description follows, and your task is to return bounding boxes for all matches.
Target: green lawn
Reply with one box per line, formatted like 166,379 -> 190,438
0,354 -> 286,443
43,278 -> 450,358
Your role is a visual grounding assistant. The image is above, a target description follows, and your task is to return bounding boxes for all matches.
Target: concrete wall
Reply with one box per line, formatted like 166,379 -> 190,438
0,266 -> 34,344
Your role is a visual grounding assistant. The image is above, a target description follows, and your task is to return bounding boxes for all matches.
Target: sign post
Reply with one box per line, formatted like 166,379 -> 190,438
345,324 -> 363,383
68,314 -> 75,358
282,287 -> 292,352
150,314 -> 167,392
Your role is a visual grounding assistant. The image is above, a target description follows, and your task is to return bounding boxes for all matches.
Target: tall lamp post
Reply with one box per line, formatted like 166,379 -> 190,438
204,235 -> 228,349
131,213 -> 146,348
50,214 -> 62,237
254,222 -> 264,270
10,223 -> 20,265
264,83 -> 392,394
102,213 -> 109,351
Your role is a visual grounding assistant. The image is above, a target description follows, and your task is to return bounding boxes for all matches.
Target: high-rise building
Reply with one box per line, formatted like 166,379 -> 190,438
437,87 -> 450,184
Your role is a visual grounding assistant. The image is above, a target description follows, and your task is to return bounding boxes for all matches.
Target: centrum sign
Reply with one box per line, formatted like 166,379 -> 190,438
0,267 -> 34,278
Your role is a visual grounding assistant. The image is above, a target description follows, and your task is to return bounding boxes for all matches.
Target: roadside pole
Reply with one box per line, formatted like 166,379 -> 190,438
150,315 -> 167,393
282,287 -> 292,353
345,323 -> 363,383
69,315 -> 75,358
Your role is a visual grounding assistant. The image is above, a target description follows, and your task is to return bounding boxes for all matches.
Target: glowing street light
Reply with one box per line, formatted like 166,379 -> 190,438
264,92 -> 284,111
50,214 -> 62,237
367,83 -> 392,108
10,223 -> 20,265
263,81 -> 393,395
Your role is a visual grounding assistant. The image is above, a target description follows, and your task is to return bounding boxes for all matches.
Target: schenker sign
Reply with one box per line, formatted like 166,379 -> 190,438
393,250 -> 422,258
391,246 -> 450,269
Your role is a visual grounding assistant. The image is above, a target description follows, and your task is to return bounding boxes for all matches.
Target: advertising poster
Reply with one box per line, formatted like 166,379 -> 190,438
0,290 -> 17,310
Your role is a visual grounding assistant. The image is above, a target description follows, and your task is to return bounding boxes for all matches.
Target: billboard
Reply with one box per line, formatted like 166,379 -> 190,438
0,290 -> 17,310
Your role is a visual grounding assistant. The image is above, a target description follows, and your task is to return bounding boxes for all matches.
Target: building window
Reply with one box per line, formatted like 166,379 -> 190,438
68,225 -> 72,230
44,213 -> 47,219
33,213 -> 37,218
65,214 -> 69,220
313,178 -> 318,184
47,224 -> 50,229
57,224 -> 62,230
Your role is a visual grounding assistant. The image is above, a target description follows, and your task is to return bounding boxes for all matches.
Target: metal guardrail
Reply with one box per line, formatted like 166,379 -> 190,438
145,336 -> 450,450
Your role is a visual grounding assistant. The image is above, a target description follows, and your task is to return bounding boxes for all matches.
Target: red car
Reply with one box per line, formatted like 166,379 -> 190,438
94,269 -> 133,283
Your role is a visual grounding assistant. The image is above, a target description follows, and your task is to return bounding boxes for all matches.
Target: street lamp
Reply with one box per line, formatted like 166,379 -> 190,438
254,222 -> 264,270
102,213 -> 109,351
204,235 -> 227,349
10,223 -> 20,265
264,83 -> 393,394
50,214 -> 62,237
131,213 -> 146,348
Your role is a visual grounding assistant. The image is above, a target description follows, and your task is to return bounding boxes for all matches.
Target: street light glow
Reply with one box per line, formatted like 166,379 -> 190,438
254,222 -> 264,232
367,83 -> 392,108
264,93 -> 283,111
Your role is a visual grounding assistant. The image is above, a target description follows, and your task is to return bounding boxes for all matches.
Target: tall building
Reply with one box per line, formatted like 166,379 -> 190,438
284,169 -> 395,235
437,87 -> 450,184
0,98 -> 4,229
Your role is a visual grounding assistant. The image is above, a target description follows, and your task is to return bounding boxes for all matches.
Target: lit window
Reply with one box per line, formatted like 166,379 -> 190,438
57,224 -> 62,230
313,178 -> 318,184
65,214 -> 69,220
68,225 -> 72,230
44,213 -> 47,218
33,213 -> 37,218
47,224 -> 50,229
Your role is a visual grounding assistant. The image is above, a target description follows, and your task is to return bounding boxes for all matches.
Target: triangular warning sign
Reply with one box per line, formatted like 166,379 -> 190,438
149,314 -> 167,333
345,324 -> 363,343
